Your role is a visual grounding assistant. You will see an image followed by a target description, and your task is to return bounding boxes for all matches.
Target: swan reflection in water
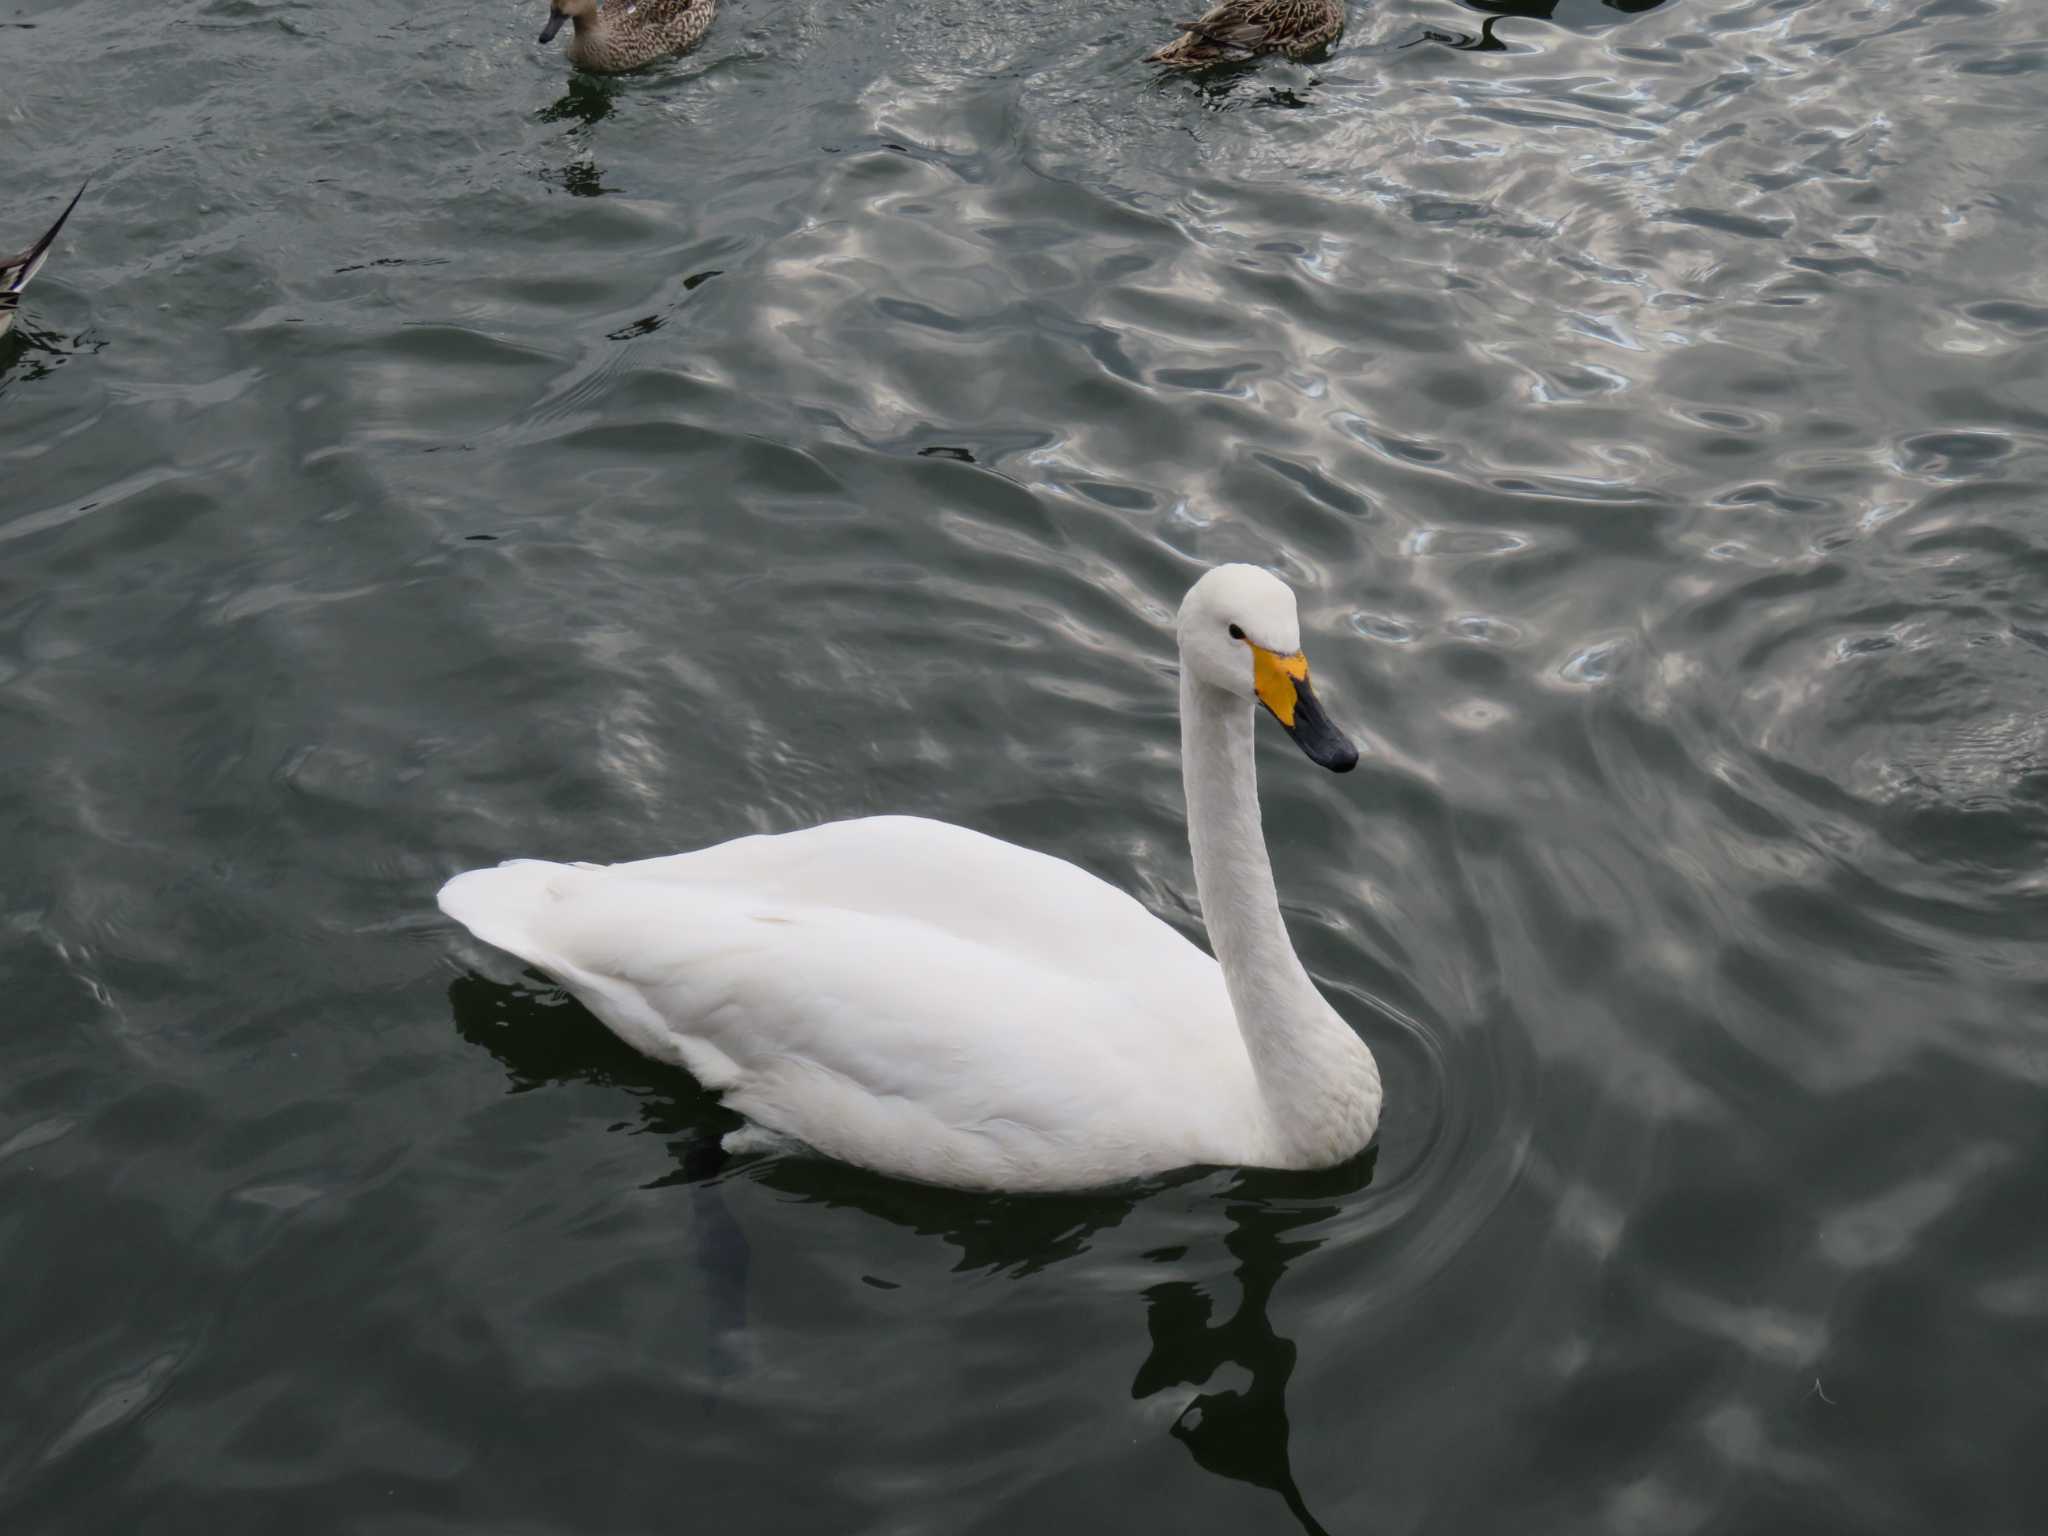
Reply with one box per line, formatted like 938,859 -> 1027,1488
1134,1173 -> 1365,1536
450,973 -> 1375,1535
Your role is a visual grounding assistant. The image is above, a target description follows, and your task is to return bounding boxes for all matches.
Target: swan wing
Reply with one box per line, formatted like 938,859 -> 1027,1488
602,815 -> 1221,995
439,822 -> 1260,1188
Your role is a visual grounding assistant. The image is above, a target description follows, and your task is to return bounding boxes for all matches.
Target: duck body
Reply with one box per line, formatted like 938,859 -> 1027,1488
1148,0 -> 1344,67
1,182 -> 85,343
439,566 -> 1383,1193
539,0 -> 716,74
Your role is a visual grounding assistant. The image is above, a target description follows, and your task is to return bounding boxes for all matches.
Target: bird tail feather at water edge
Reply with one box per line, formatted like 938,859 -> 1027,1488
3,180 -> 88,298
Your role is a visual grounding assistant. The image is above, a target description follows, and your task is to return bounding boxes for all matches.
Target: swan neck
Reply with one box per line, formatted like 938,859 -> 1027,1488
1181,668 -> 1378,1154
1180,674 -> 1311,1004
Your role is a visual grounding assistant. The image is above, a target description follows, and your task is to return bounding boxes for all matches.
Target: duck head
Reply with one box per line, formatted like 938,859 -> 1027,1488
539,0 -> 599,44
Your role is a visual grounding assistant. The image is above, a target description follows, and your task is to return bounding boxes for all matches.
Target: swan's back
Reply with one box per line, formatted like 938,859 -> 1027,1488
438,817 -> 1262,1188
605,816 -> 1203,977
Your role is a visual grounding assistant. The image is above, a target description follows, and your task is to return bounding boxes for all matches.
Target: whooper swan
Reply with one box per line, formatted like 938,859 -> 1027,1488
439,565 -> 1383,1191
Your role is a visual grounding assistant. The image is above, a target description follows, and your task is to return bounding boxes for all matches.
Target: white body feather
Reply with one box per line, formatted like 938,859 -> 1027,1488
442,817 -> 1270,1189
438,566 -> 1383,1191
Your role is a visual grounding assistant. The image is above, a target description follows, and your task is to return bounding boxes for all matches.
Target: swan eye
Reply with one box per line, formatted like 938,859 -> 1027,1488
1228,624 -> 1245,641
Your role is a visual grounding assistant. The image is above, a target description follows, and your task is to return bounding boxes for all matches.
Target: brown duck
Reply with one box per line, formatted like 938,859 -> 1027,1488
1147,0 -> 1343,67
538,0 -> 717,73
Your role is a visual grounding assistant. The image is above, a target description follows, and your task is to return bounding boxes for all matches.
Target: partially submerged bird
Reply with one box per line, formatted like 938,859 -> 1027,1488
439,565 -> 1383,1193
537,0 -> 717,73
1147,0 -> 1344,67
1,182 -> 85,343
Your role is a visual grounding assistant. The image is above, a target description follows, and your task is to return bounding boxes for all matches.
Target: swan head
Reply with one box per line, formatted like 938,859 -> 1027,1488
1177,565 -> 1359,773
539,0 -> 597,43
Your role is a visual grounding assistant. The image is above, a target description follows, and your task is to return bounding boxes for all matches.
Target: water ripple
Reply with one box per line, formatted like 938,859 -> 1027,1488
4,0 -> 2046,1530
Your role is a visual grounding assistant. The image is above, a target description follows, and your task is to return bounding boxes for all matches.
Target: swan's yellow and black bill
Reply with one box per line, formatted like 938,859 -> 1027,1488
539,7 -> 568,42
1253,646 -> 1359,773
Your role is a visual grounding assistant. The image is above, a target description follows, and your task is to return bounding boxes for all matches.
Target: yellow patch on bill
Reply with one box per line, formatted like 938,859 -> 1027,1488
1252,646 -> 1309,725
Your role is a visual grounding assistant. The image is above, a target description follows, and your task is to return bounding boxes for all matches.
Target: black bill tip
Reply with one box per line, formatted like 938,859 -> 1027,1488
1281,678 -> 1359,773
539,11 -> 567,43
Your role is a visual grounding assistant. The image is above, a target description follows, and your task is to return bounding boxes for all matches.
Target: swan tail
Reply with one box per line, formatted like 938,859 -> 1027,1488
437,859 -> 579,972
437,860 -> 742,1086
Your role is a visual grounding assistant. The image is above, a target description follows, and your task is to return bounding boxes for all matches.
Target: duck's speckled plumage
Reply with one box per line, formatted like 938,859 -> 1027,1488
540,0 -> 717,74
1,182 -> 85,343
1147,0 -> 1343,67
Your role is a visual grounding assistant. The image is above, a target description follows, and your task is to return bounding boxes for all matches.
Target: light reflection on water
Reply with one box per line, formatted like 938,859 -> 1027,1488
4,0 -> 2047,1530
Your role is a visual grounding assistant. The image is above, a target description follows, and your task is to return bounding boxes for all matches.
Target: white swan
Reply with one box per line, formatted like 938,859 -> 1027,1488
438,564 -> 1383,1191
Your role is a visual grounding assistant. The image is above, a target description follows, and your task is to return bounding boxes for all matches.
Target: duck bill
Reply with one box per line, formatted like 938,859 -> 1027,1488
539,9 -> 567,42
1253,646 -> 1359,773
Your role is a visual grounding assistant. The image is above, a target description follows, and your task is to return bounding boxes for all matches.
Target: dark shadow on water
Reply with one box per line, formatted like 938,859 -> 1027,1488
1136,1158 -> 1376,1536
1459,0 -> 1672,21
545,160 -> 611,198
1411,0 -> 1673,51
0,320 -> 104,395
538,76 -> 617,127
535,77 -> 618,195
449,970 -> 1378,1533
1403,19 -> 1513,52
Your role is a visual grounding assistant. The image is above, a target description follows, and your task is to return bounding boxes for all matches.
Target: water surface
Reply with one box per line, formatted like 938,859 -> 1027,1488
4,0 -> 2046,1530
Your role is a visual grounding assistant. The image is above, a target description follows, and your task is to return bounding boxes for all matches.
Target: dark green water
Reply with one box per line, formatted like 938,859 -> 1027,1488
5,0 -> 2046,1529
